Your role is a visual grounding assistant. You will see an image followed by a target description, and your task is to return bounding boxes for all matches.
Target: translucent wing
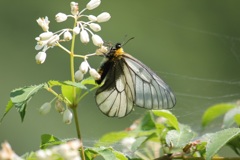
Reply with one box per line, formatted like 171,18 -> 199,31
95,52 -> 176,117
123,53 -> 176,110
95,59 -> 135,117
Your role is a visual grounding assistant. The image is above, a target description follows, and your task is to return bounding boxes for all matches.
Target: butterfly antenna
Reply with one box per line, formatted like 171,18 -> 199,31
122,37 -> 135,47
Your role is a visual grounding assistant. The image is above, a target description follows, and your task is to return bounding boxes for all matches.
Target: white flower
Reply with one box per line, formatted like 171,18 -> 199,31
88,15 -> 97,22
36,17 -> 50,32
73,26 -> 80,34
80,29 -> 90,44
70,2 -> 79,15
55,13 -> 68,23
97,12 -> 111,23
86,0 -> 101,10
64,31 -> 72,41
39,102 -> 51,115
89,68 -> 101,80
92,34 -> 103,46
89,23 -> 101,32
63,109 -> 73,124
74,70 -> 84,81
39,32 -> 53,40
35,52 -> 47,64
79,61 -> 89,74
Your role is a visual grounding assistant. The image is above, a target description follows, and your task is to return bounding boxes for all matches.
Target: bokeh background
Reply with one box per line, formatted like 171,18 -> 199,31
1,0 -> 240,157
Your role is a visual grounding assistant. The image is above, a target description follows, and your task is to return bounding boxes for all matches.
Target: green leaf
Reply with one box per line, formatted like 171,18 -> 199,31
40,134 -> 61,149
48,80 -> 87,90
202,103 -> 236,127
0,100 -> 14,124
227,135 -> 240,156
152,110 -> 179,131
165,124 -> 196,148
81,77 -> 97,86
222,107 -> 240,128
10,84 -> 45,121
140,111 -> 156,130
85,147 -> 127,160
206,128 -> 240,160
96,131 -> 129,147
131,136 -> 148,152
234,114 -> 240,126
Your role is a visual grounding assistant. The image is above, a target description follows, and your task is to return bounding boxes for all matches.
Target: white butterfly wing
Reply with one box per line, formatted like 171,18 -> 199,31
123,53 -> 176,110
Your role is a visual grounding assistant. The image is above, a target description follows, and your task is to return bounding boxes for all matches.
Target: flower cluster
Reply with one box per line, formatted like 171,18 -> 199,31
35,0 -> 111,64
39,99 -> 73,124
35,140 -> 81,160
0,142 -> 22,160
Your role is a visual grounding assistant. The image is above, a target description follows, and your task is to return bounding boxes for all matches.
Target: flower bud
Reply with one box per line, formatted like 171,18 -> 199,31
89,68 -> 101,80
39,32 -> 53,40
88,15 -> 97,22
63,31 -> 72,41
97,12 -> 111,23
39,102 -> 51,115
73,26 -> 80,34
80,29 -> 90,44
86,0 -> 101,10
63,109 -> 73,124
55,99 -> 65,114
55,13 -> 68,23
36,17 -> 50,32
89,23 -> 101,32
70,2 -> 79,15
92,34 -> 103,47
79,61 -> 89,74
35,51 -> 47,64
74,70 -> 84,81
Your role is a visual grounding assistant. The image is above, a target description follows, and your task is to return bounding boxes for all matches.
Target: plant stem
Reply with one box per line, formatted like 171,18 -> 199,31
73,107 -> 85,160
70,19 -> 86,160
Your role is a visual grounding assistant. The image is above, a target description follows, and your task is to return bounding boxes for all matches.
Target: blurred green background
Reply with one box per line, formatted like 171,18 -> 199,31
1,0 -> 240,157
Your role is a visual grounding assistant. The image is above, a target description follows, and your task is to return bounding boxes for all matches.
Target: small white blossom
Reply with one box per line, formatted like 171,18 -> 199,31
92,34 -> 103,46
70,2 -> 79,15
55,13 -> 68,23
39,102 -> 51,115
73,26 -> 80,35
64,31 -> 72,41
88,15 -> 97,22
89,23 -> 101,32
47,35 -> 60,46
79,61 -> 89,74
86,0 -> 101,10
35,51 -> 47,64
80,29 -> 90,44
63,109 -> 73,124
97,12 -> 111,23
89,68 -> 101,80
36,17 -> 50,32
74,70 -> 84,81
39,32 -> 53,40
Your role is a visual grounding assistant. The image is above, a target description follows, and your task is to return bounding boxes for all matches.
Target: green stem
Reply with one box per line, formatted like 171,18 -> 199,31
72,107 -> 85,160
70,19 -> 86,160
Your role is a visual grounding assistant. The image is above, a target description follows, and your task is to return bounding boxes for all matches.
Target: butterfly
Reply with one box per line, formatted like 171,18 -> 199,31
95,42 -> 176,117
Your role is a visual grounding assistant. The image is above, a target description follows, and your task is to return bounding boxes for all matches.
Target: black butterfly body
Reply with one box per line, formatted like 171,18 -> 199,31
95,43 -> 176,117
